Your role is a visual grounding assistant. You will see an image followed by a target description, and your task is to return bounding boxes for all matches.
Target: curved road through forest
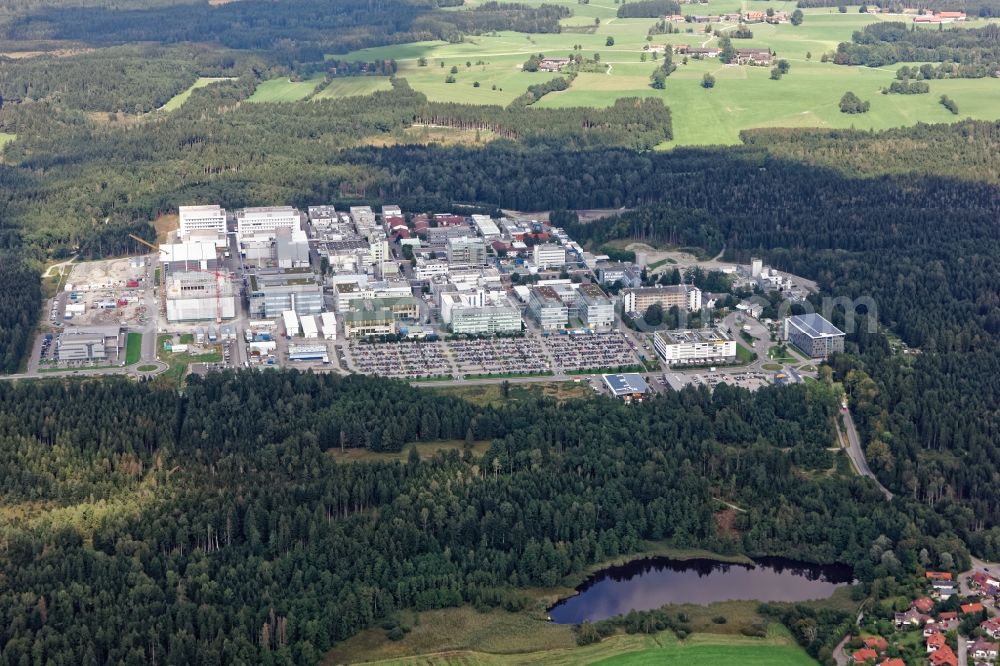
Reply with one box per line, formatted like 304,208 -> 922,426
839,407 -> 894,500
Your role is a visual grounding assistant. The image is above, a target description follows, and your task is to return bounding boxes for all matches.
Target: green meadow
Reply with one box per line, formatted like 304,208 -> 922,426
311,76 -> 394,100
0,132 -> 15,148
324,1 -> 1000,145
159,77 -> 233,112
247,74 -> 326,102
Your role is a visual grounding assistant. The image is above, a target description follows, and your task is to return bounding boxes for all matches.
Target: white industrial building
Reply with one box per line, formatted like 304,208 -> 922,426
533,243 -> 566,269
653,328 -> 736,365
179,205 -> 227,241
275,227 -> 311,268
57,326 -> 123,362
622,285 -> 702,314
414,258 -> 449,280
236,206 -> 301,240
165,272 -> 237,322
282,310 -> 300,337
161,240 -> 219,272
300,314 -> 320,339
447,237 -> 488,267
320,312 -> 338,340
471,214 -> 501,239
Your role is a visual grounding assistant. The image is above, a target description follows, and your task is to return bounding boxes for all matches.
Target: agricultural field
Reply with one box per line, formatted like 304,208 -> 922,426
159,76 -> 233,111
311,76 -> 394,100
0,133 -> 15,148
335,2 -> 1000,145
247,74 -> 325,102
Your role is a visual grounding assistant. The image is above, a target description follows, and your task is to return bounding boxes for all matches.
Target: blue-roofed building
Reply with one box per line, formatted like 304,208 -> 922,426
602,373 -> 650,401
783,313 -> 845,359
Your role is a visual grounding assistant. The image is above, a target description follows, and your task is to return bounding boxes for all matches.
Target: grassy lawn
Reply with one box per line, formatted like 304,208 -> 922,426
136,364 -> 158,372
431,381 -> 595,406
159,77 -> 233,112
0,132 -> 15,148
736,343 -> 756,364
333,3 -> 1000,145
124,332 -> 142,365
156,349 -> 222,385
328,439 -> 492,464
762,362 -> 783,371
768,345 -> 798,363
179,333 -> 194,344
312,76 -> 393,100
248,75 -> 326,102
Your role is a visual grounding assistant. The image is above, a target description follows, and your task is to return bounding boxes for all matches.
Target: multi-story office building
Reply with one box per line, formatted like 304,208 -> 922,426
247,268 -> 322,318
447,237 -> 488,267
236,206 -> 301,240
653,328 -> 736,365
577,283 -> 615,330
533,243 -> 566,269
784,313 -> 845,359
179,205 -> 227,239
622,285 -> 702,314
441,290 -> 521,334
528,286 -> 568,331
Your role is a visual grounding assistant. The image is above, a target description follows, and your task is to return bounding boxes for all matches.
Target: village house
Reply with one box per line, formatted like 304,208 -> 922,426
981,617 -> 1000,639
927,633 -> 947,654
850,647 -> 878,663
734,48 -> 772,66
878,659 -> 905,666
961,601 -> 984,615
864,636 -> 889,653
926,571 -> 953,581
928,644 -> 958,666
743,10 -> 766,22
968,637 -> 999,662
766,11 -> 789,24
894,607 -> 929,627
913,597 -> 935,614
538,58 -> 571,73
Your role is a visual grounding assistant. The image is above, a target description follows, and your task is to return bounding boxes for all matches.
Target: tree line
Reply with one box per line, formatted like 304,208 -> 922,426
833,21 -> 1000,70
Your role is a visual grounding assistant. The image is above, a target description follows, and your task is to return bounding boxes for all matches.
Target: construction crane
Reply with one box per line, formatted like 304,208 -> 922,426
129,233 -> 227,324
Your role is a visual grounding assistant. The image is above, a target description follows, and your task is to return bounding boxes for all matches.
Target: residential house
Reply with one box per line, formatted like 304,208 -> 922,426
864,636 -> 888,653
927,633 -> 947,653
538,58 -> 571,72
850,647 -> 878,663
926,572 -> 953,581
968,638 -> 999,662
878,659 -> 905,666
912,597 -> 934,614
981,617 -> 1000,639
938,611 -> 958,623
894,608 -> 928,627
743,10 -> 765,22
961,602 -> 984,615
928,645 -> 958,666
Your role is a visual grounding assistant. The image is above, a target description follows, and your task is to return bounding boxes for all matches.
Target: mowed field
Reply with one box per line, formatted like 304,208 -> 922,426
327,609 -> 817,666
247,74 -> 326,102
159,76 -> 233,111
328,0 -> 1000,145
0,133 -> 15,148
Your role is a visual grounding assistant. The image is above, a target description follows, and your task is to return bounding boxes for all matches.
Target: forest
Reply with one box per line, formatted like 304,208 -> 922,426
0,0 -> 562,59
833,21 -> 1000,69
0,45 -> 266,113
0,372 -> 971,665
615,0 -> 681,19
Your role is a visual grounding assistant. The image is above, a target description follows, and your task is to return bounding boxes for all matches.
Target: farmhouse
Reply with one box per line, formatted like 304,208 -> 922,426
734,48 -> 772,65
688,47 -> 721,58
743,10 -> 766,22
538,58 -> 571,72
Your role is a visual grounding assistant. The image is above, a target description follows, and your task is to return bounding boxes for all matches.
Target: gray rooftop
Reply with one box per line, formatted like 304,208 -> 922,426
787,313 -> 844,339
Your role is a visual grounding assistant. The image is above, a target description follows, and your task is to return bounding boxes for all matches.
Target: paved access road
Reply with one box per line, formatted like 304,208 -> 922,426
839,406 -> 894,500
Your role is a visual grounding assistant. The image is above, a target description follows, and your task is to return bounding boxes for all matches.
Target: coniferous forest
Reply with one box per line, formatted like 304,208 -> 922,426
0,0 -> 999,662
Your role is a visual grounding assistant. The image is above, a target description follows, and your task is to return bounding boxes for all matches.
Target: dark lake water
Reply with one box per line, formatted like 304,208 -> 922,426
548,556 -> 854,624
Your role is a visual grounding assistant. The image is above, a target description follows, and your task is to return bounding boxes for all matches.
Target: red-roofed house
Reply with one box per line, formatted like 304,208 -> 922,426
961,602 -> 984,615
982,617 -> 1000,639
924,623 -> 943,637
927,633 -> 947,653
938,611 -> 958,622
936,11 -> 966,20
929,645 -> 958,666
913,597 -> 934,613
850,648 -> 878,663
878,659 -> 905,666
864,636 -> 888,652
926,571 -> 953,581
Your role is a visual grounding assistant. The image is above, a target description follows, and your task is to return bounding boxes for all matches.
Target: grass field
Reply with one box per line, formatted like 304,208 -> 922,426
312,76 -> 394,100
327,611 -> 818,665
0,132 -> 15,148
329,439 -> 492,464
248,74 -> 325,103
159,77 -> 233,111
334,3 -> 1000,145
125,332 -> 142,365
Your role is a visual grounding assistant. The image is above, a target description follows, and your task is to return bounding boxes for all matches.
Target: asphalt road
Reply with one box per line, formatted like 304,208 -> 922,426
839,407 -> 894,500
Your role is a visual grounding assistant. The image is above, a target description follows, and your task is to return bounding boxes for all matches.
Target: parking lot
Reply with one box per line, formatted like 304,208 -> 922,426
450,337 -> 550,377
544,332 -> 641,372
348,341 -> 454,379
663,370 -> 773,392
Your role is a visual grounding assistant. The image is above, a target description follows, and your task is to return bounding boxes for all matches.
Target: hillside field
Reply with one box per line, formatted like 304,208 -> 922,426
159,76 -> 233,111
329,2 -> 1000,145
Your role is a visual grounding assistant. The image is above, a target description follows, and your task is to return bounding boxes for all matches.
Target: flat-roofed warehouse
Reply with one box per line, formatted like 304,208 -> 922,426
57,326 -> 124,362
784,313 -> 845,359
603,373 -> 650,401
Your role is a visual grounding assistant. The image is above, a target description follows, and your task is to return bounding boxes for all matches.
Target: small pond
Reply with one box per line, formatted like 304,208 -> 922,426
548,556 -> 854,624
